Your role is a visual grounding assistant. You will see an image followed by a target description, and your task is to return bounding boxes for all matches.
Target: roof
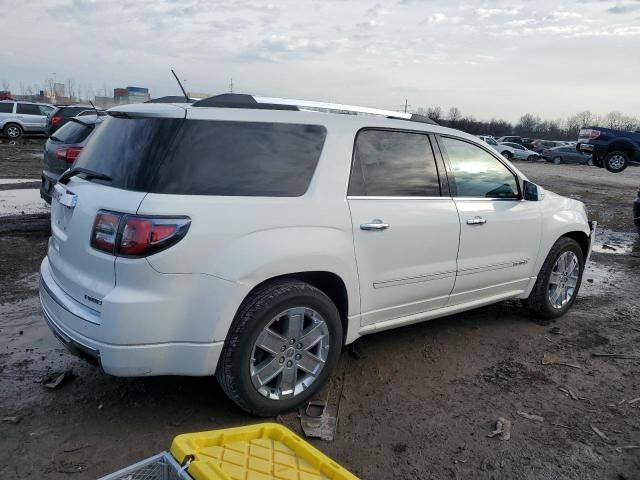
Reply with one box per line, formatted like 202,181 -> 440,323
146,96 -> 196,104
189,93 -> 439,126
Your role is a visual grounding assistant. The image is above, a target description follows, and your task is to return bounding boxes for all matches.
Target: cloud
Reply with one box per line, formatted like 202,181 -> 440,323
2,0 -> 640,122
476,7 -> 520,18
607,2 -> 640,14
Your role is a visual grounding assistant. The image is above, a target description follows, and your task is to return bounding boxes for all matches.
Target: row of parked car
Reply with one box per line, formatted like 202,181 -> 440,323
0,100 -> 104,139
477,135 -> 594,165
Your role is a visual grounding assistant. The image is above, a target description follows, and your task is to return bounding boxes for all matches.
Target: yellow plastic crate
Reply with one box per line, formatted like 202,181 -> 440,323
170,423 -> 359,480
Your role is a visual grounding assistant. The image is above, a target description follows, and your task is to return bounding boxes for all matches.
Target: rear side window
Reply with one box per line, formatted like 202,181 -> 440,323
75,118 -> 327,196
348,129 -> 440,197
17,104 -> 42,115
53,120 -> 94,144
441,137 -> 519,199
0,103 -> 13,113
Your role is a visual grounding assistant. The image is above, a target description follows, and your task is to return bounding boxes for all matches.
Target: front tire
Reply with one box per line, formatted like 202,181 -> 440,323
553,156 -> 562,165
524,237 -> 584,319
216,279 -> 343,416
604,151 -> 629,173
3,123 -> 23,139
527,155 -> 537,162
501,151 -> 513,160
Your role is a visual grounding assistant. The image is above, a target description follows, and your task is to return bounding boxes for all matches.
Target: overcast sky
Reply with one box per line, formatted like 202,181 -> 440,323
2,0 -> 639,121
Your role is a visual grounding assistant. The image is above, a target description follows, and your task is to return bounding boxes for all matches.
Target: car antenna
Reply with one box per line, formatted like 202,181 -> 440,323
171,69 -> 189,102
88,100 -> 100,116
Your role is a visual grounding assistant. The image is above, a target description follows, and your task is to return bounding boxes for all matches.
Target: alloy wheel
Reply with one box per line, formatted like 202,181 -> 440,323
608,154 -> 625,171
547,251 -> 580,309
250,307 -> 330,400
6,126 -> 21,138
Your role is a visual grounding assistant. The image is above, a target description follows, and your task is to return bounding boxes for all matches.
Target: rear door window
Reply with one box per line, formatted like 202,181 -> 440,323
17,103 -> 42,115
441,136 -> 519,199
0,103 -> 13,113
348,129 -> 441,197
74,117 -> 327,196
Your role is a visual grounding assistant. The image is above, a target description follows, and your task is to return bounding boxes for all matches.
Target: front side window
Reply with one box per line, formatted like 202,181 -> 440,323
348,129 -> 440,196
16,103 -> 42,115
441,137 -> 519,199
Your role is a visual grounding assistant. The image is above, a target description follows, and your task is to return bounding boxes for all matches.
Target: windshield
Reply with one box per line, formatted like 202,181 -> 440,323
74,116 -> 327,196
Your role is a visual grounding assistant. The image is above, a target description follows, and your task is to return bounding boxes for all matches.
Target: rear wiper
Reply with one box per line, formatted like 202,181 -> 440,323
49,135 -> 62,142
59,167 -> 112,185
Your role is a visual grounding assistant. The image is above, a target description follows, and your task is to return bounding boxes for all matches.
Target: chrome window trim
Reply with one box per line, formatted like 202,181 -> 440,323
347,195 -> 521,201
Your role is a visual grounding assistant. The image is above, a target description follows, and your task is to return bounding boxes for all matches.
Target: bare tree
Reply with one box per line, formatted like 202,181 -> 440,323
427,106 -> 442,122
1,79 -> 9,91
66,78 -> 76,103
447,106 -> 461,126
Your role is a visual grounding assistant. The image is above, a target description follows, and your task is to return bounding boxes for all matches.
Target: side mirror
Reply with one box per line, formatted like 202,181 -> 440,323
523,180 -> 539,201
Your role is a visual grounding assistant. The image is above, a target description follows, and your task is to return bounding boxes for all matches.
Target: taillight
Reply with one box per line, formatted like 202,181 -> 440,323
91,212 -> 120,254
590,129 -> 601,139
55,147 -> 83,163
90,210 -> 191,257
51,116 -> 62,125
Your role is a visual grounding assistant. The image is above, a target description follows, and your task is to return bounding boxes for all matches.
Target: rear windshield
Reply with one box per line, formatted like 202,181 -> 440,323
74,117 -> 327,196
52,120 -> 94,144
57,107 -> 87,117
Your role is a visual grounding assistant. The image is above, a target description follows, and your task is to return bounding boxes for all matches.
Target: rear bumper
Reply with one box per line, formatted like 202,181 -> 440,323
39,257 -> 225,377
40,171 -> 58,204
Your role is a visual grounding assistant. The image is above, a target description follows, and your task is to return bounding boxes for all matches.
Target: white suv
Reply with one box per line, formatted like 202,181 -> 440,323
39,94 -> 595,415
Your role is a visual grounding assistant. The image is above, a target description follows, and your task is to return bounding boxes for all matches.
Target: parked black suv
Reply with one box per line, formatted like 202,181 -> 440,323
41,115 -> 103,203
46,105 -> 103,135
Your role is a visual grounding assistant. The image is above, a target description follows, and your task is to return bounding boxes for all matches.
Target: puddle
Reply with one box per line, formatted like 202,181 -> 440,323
580,258 -> 623,296
592,228 -> 640,255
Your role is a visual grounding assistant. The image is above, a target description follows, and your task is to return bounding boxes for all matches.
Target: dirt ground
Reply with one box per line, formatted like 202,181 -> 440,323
1,145 -> 639,480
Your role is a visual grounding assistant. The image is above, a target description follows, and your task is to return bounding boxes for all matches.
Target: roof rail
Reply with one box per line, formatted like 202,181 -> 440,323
191,93 -> 438,125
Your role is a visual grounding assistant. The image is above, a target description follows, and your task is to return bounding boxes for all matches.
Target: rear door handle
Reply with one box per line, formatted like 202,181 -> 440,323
466,216 -> 487,225
360,219 -> 389,231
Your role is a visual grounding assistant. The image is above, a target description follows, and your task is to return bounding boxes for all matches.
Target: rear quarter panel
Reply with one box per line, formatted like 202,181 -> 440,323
136,117 -> 362,333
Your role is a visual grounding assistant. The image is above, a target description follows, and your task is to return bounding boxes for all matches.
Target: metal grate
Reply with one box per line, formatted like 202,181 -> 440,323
99,452 -> 190,480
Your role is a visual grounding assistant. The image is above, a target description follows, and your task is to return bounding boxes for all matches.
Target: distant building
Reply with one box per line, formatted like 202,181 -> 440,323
113,86 -> 151,105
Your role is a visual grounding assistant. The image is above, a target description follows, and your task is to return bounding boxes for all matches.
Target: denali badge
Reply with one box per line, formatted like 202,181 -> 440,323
84,294 -> 102,306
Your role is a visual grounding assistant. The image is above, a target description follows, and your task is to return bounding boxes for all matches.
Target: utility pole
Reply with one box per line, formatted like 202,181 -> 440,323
229,78 -> 234,93
404,99 -> 409,113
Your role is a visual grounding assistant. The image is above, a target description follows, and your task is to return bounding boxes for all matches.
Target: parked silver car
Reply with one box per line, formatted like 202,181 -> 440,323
0,101 -> 55,139
542,146 -> 593,165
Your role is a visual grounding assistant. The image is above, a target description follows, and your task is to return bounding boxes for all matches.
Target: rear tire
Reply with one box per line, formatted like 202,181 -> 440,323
604,150 -> 629,173
524,237 -> 584,319
216,279 -> 343,416
553,156 -> 562,165
586,158 -> 594,166
3,123 -> 23,139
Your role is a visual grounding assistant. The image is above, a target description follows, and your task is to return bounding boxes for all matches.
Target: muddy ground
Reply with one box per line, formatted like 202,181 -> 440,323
1,144 -> 639,479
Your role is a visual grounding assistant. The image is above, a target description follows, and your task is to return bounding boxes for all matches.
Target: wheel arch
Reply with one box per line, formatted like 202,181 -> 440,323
607,141 -> 634,157
3,121 -> 24,133
237,271 -> 351,344
560,230 -> 590,261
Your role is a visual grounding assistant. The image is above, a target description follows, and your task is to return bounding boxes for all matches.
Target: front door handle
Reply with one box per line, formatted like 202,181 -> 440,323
360,219 -> 389,231
466,216 -> 487,225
